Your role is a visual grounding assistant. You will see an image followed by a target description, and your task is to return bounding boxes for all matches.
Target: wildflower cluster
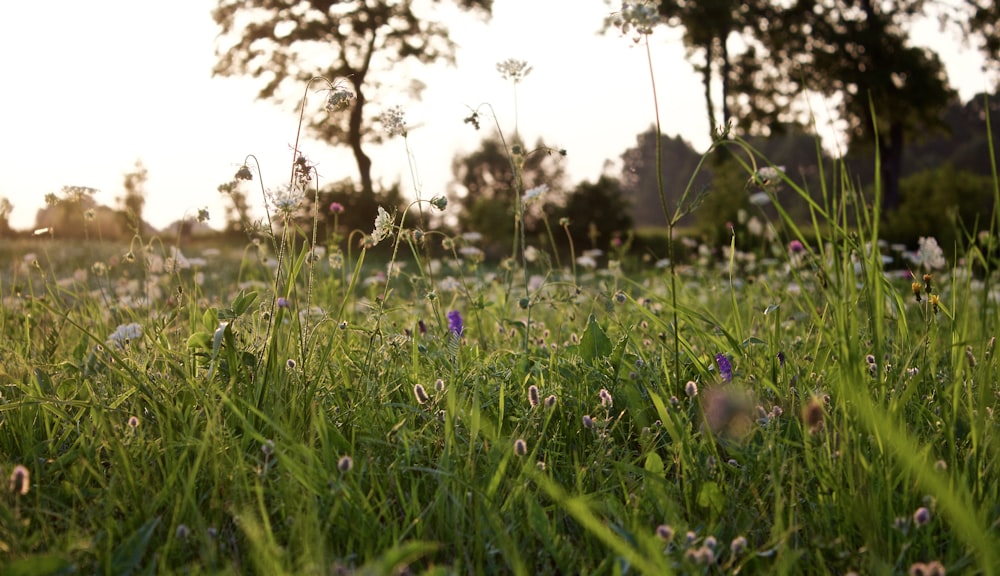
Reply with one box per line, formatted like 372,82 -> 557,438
612,1 -> 660,42
911,270 -> 941,314
325,83 -> 355,113
496,58 -> 532,83
381,106 -> 407,138
266,182 -> 303,216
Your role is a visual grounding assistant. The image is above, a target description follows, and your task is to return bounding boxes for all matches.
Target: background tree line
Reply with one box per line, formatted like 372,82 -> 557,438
5,0 -> 997,261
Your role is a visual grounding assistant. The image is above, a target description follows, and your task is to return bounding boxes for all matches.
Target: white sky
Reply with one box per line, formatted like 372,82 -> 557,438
0,0 -> 992,231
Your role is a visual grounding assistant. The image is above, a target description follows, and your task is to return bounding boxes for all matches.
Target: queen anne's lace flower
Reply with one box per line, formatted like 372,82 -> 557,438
326,84 -> 355,112
381,106 -> 407,138
614,1 -> 660,42
496,58 -> 532,83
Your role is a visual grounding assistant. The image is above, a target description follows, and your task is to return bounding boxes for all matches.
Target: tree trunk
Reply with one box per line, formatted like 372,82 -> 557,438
350,80 -> 374,195
701,50 -> 717,140
880,121 -> 904,211
720,33 -> 731,131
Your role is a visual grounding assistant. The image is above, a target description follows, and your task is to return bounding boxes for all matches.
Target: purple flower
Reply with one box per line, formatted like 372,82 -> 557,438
329,202 -> 344,214
715,353 -> 732,383
777,351 -> 786,368
277,297 -> 290,309
418,319 -> 427,335
789,239 -> 805,253
447,310 -> 464,336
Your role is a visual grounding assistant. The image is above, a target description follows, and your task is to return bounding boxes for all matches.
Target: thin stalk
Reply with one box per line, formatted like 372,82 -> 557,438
644,35 -> 679,389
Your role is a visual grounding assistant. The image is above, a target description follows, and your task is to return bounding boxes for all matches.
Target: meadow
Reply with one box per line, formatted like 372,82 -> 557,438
2,147 -> 999,576
3,57 -> 1000,575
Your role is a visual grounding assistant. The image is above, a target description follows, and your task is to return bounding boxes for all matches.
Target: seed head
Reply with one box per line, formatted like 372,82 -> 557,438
582,414 -> 595,429
599,388 -> 613,408
9,465 -> 30,495
513,438 -> 528,457
685,380 -> 699,398
527,384 -> 540,408
413,383 -> 430,405
655,524 -> 674,542
430,195 -> 448,211
337,455 -> 353,473
803,396 -> 824,434
544,394 -> 557,409
913,506 -> 931,527
730,536 -> 748,556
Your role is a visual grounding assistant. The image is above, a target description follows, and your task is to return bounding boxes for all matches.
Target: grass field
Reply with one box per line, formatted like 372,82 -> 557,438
2,150 -> 999,575
3,49 -> 1000,571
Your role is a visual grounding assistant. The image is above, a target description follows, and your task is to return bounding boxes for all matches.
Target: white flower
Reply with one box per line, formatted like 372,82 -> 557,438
497,58 -> 532,83
917,236 -> 946,271
615,1 -> 660,42
267,183 -> 303,215
371,206 -> 393,245
108,322 -> 142,348
381,106 -> 407,138
325,84 -> 355,112
523,184 -> 548,204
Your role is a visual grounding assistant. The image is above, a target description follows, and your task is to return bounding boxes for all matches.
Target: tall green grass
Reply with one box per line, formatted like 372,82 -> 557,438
2,76 -> 998,576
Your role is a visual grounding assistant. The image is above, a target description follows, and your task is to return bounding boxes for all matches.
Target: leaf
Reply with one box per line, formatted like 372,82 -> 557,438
230,290 -> 259,318
186,332 -> 212,350
764,303 -> 780,315
697,481 -> 725,516
579,314 -> 612,363
109,516 -> 161,576
4,555 -> 75,576
644,452 -> 664,477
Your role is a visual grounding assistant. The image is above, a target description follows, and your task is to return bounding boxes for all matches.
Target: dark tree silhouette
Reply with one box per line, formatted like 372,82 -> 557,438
119,159 -> 148,234
211,0 -> 492,194
450,137 -> 565,257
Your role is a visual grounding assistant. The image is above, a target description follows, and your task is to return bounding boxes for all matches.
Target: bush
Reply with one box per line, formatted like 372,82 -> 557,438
883,164 -> 995,252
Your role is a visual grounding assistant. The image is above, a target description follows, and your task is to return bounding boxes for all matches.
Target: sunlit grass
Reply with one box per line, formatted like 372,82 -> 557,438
2,47 -> 999,574
2,152 -> 998,574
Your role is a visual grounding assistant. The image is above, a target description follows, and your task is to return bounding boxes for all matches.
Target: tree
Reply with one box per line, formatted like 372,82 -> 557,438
450,137 -> 565,258
562,175 -> 633,250
211,0 -> 492,195
618,128 -> 709,228
0,197 -> 13,237
648,0 -> 998,213
120,159 -> 148,234
655,1 -> 789,137
34,186 -> 125,239
760,1 -> 955,211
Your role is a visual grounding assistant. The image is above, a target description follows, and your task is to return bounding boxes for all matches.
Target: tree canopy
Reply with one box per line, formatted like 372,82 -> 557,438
211,0 -> 492,194
643,0 -> 1000,211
